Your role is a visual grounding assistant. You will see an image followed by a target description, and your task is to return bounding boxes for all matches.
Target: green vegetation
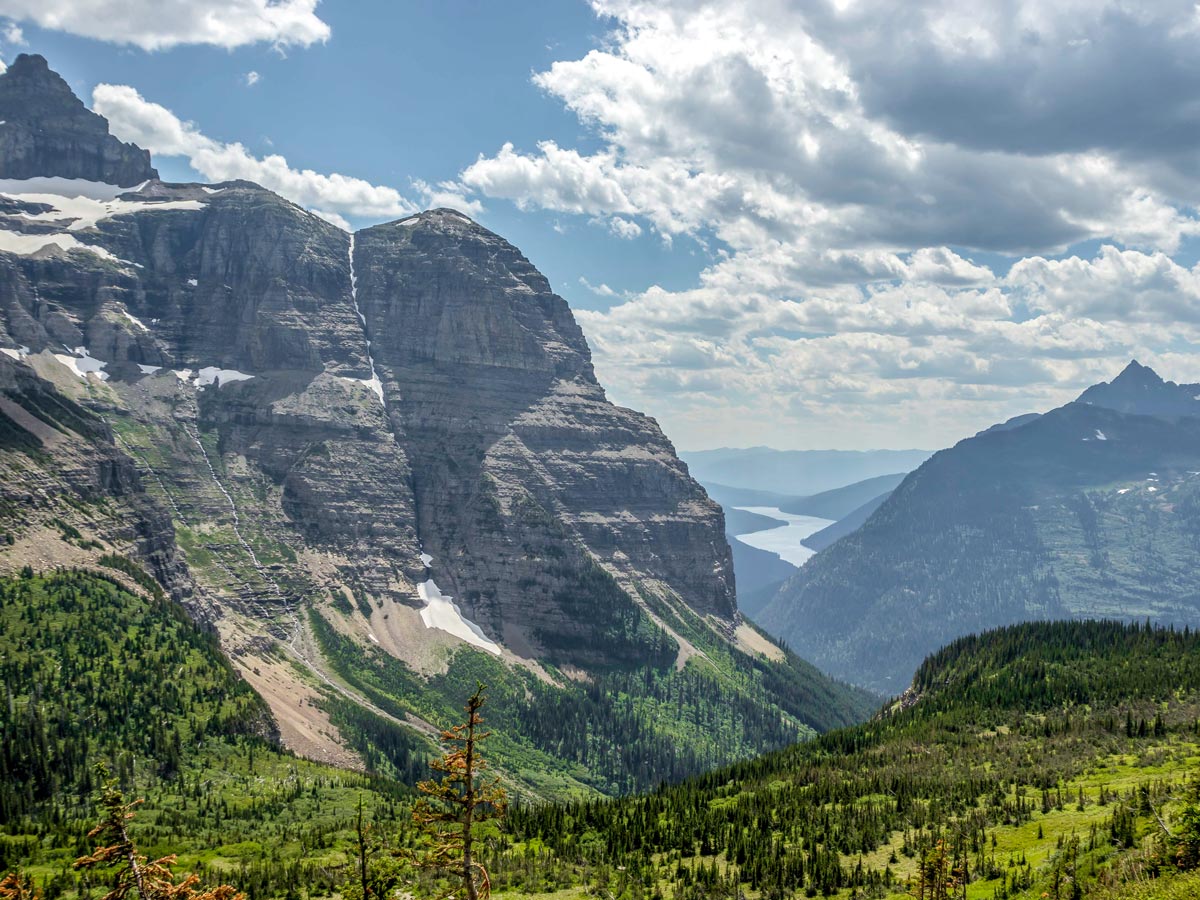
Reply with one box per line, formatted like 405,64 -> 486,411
0,570 -> 409,900
0,569 -> 269,817
487,620 -> 1200,900
311,598 -> 874,798
8,573 -> 1200,900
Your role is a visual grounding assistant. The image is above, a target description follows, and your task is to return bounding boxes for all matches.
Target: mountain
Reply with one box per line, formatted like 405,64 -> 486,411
778,472 -> 907,519
0,54 -> 156,185
703,482 -> 798,510
499,619 -> 1200,899
760,360 -> 1200,692
0,56 -> 872,797
1077,358 -> 1200,418
680,446 -> 931,495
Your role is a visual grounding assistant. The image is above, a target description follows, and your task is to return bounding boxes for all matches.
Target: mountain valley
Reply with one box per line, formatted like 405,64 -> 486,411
3,39 -> 1200,900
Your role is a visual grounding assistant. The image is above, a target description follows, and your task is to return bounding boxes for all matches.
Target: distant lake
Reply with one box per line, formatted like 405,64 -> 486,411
733,506 -> 835,566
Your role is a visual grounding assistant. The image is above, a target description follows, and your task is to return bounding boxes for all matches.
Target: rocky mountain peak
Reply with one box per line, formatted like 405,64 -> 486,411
1076,359 -> 1200,420
0,54 -> 157,186
1112,359 -> 1162,386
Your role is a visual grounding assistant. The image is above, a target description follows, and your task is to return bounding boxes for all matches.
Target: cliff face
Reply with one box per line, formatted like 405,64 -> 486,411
354,212 -> 735,656
0,54 -> 156,185
0,57 -> 871,795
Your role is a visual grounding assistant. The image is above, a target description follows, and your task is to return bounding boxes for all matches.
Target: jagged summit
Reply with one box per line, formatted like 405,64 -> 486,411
0,53 -> 156,186
1077,359 -> 1200,420
1112,358 -> 1162,386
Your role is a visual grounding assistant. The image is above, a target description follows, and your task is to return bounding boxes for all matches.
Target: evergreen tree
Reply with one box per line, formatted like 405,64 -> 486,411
411,685 -> 507,900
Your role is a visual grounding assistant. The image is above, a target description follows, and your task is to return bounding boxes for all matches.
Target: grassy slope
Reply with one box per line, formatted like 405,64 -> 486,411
487,621 -> 1200,900
5,574 -> 1200,900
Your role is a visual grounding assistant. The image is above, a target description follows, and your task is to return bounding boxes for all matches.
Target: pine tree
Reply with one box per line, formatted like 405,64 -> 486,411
0,872 -> 40,900
411,684 -> 507,900
73,766 -> 242,900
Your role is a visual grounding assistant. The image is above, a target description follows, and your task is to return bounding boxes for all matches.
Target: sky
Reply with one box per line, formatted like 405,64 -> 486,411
3,1 -> 1200,451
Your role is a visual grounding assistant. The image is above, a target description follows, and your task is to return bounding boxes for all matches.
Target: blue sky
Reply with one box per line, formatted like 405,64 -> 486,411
4,1 -> 1200,451
14,2 -> 707,314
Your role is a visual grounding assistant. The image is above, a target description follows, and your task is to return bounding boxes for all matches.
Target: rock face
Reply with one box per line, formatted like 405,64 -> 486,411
354,212 -> 735,658
761,361 -> 1200,694
0,54 -> 156,186
0,352 -> 192,607
0,57 -> 873,796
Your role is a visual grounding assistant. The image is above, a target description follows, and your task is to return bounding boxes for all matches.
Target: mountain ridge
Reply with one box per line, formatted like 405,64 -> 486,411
760,360 -> 1200,692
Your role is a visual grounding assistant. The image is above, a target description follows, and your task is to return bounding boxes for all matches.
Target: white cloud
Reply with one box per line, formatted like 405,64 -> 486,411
0,0 -> 329,50
453,0 -> 1200,449
2,21 -> 24,44
244,70 -> 260,87
92,83 -> 418,223
579,276 -> 617,297
411,178 -> 484,218
607,216 -> 642,239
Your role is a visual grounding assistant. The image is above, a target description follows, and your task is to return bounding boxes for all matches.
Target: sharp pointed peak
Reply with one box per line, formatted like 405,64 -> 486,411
1112,359 -> 1163,385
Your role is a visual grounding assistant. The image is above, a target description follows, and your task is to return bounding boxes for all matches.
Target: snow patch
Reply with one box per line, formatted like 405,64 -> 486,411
1117,488 -> 1131,494
137,364 -> 162,375
417,579 -> 501,655
0,177 -> 129,201
420,552 -> 434,567
0,345 -> 29,360
201,187 -> 225,195
172,369 -> 194,381
120,309 -> 149,331
0,229 -> 121,262
195,366 -> 254,387
3,188 -> 202,233
368,633 -> 380,644
1148,486 -> 1159,492
53,348 -> 109,381
187,278 -> 198,287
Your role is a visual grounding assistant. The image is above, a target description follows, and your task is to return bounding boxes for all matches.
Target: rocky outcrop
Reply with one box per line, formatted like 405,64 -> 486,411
354,211 -> 735,656
0,54 -> 157,186
0,352 -> 192,606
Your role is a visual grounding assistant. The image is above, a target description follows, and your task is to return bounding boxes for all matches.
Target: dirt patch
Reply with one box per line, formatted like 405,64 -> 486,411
231,645 -> 363,771
735,622 -> 786,661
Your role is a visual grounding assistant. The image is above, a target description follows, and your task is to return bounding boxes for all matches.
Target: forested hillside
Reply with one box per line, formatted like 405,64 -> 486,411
6,579 -> 1200,900
0,569 -> 410,899
492,620 -> 1200,900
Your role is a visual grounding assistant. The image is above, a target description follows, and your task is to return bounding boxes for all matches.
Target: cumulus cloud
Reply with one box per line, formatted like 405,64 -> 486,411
244,71 -> 260,87
579,276 -> 617,297
607,216 -> 642,240
0,0 -> 329,50
93,83 -> 417,224
453,0 -> 1200,449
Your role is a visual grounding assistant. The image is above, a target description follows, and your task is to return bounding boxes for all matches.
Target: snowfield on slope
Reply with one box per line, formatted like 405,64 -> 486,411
416,579 -> 502,655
